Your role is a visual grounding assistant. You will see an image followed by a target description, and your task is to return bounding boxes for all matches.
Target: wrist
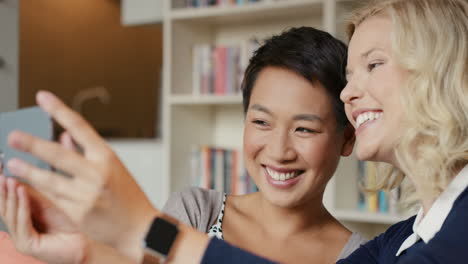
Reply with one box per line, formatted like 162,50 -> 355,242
137,207 -> 162,247
117,207 -> 161,261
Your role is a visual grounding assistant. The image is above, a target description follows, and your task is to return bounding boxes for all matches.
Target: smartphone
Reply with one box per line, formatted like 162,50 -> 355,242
0,106 -> 53,177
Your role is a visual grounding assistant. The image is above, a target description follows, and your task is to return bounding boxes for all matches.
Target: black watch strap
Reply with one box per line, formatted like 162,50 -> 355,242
144,216 -> 179,258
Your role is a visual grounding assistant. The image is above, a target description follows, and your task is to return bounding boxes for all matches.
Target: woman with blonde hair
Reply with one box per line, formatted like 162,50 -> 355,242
0,0 -> 466,263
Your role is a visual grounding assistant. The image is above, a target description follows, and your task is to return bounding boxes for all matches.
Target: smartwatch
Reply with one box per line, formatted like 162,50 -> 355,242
144,216 -> 179,260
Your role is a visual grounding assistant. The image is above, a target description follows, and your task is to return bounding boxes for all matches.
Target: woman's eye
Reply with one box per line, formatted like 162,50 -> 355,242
252,120 -> 268,126
295,127 -> 315,133
368,62 -> 383,72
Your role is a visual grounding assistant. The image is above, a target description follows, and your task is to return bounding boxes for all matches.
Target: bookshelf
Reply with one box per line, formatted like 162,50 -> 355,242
161,0 -> 408,238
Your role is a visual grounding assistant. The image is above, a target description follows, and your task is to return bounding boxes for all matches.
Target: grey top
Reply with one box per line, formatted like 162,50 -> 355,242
162,187 -> 368,260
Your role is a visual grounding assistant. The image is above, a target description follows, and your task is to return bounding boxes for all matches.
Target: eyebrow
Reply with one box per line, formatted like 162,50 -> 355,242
249,104 -> 323,123
293,114 -> 324,123
346,47 -> 385,75
249,104 -> 272,115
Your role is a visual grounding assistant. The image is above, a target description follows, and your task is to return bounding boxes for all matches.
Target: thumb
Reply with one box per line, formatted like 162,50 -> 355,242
16,185 -> 39,245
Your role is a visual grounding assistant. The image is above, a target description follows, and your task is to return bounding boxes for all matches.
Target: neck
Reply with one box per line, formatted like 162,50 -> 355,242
252,192 -> 335,238
404,164 -> 466,216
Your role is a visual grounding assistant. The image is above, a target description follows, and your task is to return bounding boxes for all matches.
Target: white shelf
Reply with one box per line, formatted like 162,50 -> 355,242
169,94 -> 243,105
332,209 -> 405,225
162,0 -> 396,237
170,0 -> 323,24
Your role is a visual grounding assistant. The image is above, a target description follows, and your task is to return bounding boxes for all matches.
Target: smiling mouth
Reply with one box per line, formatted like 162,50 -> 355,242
264,166 -> 305,181
356,111 -> 383,128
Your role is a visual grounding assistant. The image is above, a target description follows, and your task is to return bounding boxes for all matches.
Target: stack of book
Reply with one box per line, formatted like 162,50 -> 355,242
184,0 -> 261,8
192,40 -> 260,96
190,146 -> 258,194
357,161 -> 401,214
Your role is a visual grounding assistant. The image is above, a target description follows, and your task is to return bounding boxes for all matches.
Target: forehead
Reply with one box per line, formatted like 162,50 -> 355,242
250,67 -> 334,116
348,15 -> 393,62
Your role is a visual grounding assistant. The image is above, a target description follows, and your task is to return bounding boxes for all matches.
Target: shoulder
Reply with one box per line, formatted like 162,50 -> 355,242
163,187 -> 224,212
340,216 -> 416,263
162,187 -> 224,232
382,215 -> 416,240
337,232 -> 369,260
396,187 -> 468,263
453,185 -> 468,209
431,185 -> 468,241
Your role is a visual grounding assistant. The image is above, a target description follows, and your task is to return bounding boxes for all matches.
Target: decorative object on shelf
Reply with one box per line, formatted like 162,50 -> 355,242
357,161 -> 401,214
72,86 -> 112,114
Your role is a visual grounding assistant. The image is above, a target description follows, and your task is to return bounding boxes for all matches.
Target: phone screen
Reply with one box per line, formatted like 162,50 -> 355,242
0,107 -> 53,177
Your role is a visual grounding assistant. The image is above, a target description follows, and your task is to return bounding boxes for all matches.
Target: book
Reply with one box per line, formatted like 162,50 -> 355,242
191,146 -> 253,195
356,161 -> 400,214
192,40 -> 259,96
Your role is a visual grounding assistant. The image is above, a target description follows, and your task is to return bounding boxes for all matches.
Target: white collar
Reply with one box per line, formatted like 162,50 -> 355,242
396,164 -> 468,256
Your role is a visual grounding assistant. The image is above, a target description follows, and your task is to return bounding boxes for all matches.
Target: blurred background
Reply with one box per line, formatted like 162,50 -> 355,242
0,0 -> 408,238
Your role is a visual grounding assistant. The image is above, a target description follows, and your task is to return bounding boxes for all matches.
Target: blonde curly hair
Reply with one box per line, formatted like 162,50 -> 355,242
347,0 -> 468,202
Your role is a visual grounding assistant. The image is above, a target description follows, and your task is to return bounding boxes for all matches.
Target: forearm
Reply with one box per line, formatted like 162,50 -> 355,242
165,224 -> 210,264
84,238 -> 136,264
135,210 -> 274,264
167,224 -> 275,264
138,210 -> 209,264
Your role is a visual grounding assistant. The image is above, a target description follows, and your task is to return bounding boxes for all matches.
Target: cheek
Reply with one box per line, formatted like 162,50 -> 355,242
344,105 -> 354,126
296,137 -> 334,167
370,69 -> 397,102
243,126 -> 264,159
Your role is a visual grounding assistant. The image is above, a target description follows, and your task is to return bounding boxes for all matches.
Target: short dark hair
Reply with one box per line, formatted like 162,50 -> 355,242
241,27 -> 349,129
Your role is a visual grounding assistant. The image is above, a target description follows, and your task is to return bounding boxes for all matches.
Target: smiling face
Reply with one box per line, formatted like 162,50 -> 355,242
341,15 -> 407,165
243,67 -> 354,208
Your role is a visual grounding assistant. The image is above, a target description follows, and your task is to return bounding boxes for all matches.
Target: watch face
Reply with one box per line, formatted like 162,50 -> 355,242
145,217 -> 179,257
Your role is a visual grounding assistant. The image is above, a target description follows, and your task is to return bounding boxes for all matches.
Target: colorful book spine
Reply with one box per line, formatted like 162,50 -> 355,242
192,40 -> 259,96
191,146 -> 254,195
357,161 -> 400,214
214,148 -> 224,192
183,0 -> 262,7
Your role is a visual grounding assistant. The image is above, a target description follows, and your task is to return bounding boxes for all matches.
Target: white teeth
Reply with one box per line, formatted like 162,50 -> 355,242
356,112 -> 383,128
266,167 -> 300,181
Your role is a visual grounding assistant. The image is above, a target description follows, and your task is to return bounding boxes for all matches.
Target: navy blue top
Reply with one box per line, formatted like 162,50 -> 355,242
201,187 -> 468,264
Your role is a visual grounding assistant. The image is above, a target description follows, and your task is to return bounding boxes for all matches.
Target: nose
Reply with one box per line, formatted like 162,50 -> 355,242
340,78 -> 362,104
266,129 -> 297,163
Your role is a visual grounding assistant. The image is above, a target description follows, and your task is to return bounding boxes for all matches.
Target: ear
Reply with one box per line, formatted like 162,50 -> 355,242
340,124 -> 355,157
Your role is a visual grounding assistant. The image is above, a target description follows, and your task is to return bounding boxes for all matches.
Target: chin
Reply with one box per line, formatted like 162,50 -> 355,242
355,142 -> 379,162
263,191 -> 303,208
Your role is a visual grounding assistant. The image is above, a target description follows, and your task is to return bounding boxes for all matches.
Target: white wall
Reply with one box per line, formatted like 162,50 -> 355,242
108,140 -> 165,208
121,0 -> 163,25
0,0 -> 19,113
0,0 -> 19,232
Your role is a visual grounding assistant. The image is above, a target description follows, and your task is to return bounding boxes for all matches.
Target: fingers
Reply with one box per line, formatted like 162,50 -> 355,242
0,176 -> 6,218
7,158 -> 87,200
35,91 -> 109,159
59,132 -> 77,152
7,131 -> 92,178
17,185 -> 35,242
0,176 -> 38,257
5,177 -> 18,235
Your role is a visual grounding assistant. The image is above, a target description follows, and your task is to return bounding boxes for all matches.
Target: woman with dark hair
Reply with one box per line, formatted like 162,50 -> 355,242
161,26 -> 363,263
